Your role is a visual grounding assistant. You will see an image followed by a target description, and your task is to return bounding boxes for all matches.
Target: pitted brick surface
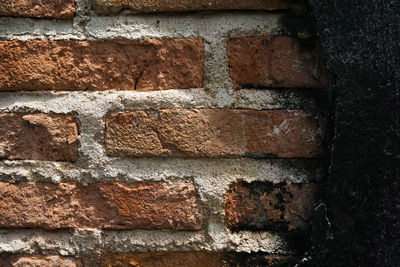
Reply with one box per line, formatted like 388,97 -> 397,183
101,252 -> 220,267
0,0 -> 75,19
101,252 -> 298,267
0,39 -> 204,91
227,36 -> 328,89
225,181 -> 319,231
0,182 -> 202,230
0,255 -> 82,267
106,109 -> 326,158
92,0 -> 298,15
0,113 -> 78,162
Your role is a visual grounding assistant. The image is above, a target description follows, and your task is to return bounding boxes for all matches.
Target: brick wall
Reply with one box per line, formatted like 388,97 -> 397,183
0,0 -> 329,266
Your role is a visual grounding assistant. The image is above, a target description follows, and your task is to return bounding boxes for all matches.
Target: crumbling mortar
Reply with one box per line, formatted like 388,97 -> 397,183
0,3 -> 325,260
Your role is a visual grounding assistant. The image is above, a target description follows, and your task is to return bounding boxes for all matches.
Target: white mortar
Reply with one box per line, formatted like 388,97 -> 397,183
0,2 -> 327,265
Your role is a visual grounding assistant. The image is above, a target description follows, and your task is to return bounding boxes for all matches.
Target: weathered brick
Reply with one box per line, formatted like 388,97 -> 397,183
101,252 -> 221,267
106,109 -> 325,158
225,181 -> 319,231
0,182 -> 202,230
0,255 -> 82,267
0,113 -> 78,162
0,39 -> 204,91
92,0 -> 300,15
227,36 -> 329,89
222,253 -> 298,267
0,0 -> 75,19
101,252 -> 297,267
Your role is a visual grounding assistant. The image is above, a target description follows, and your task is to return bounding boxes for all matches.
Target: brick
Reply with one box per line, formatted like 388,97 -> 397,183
101,252 -> 297,267
101,252 -> 221,267
0,0 -> 75,19
0,182 -> 202,230
106,109 -> 325,158
225,181 -> 319,231
222,253 -> 298,267
0,255 -> 82,267
0,39 -> 204,91
227,36 -> 329,89
93,0 -> 301,15
0,113 -> 78,162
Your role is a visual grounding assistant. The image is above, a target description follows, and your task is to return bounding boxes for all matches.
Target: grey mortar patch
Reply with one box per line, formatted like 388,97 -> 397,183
0,2 -> 326,261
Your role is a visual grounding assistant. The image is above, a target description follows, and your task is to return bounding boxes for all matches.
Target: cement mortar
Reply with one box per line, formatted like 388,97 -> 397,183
0,2 -> 327,265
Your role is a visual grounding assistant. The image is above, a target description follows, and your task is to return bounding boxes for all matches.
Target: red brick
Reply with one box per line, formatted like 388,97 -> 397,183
101,252 -> 298,267
0,182 -> 202,230
0,39 -> 204,91
93,0 -> 302,15
227,36 -> 329,89
225,181 -> 319,231
0,0 -> 75,19
0,255 -> 82,267
0,113 -> 78,162
106,109 -> 325,158
101,252 -> 221,267
222,253 -> 298,266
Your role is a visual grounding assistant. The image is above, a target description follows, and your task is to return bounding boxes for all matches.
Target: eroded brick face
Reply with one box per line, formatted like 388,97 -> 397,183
0,255 -> 82,267
0,0 -> 75,19
106,109 -> 326,158
227,36 -> 329,89
222,253 -> 298,267
0,113 -> 78,162
101,252 -> 297,267
101,252 -> 221,267
92,0 -> 298,15
0,39 -> 204,91
225,181 -> 319,231
0,182 -> 202,230
0,0 -> 329,262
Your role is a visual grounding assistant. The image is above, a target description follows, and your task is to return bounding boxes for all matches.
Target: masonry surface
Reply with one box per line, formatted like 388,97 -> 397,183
0,0 -> 330,266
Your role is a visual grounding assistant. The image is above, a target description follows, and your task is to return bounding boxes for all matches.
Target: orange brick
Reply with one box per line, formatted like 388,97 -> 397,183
0,113 -> 78,162
93,0 -> 298,14
227,36 -> 328,89
0,182 -> 202,230
101,252 -> 221,267
0,39 -> 204,91
106,109 -> 326,158
0,0 -> 75,19
0,255 -> 82,267
101,252 -> 298,266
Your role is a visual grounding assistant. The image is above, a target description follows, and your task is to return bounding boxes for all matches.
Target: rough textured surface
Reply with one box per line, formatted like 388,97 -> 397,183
0,113 -> 78,162
106,109 -> 325,158
0,6 -> 329,265
0,0 -> 75,19
0,182 -> 202,230
101,252 -> 221,267
101,252 -> 298,267
300,0 -> 400,266
0,39 -> 204,91
0,255 -> 82,267
92,0 -> 299,15
223,253 -> 298,267
226,181 -> 319,231
227,36 -> 328,89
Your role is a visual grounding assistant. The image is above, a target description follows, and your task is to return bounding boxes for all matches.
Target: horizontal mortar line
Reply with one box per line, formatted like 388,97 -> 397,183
87,8 -> 292,17
0,89 -> 323,112
0,13 -> 284,40
0,228 -> 291,254
0,158 -> 328,166
0,88 -> 326,95
0,161 -> 327,184
0,177 -> 323,184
